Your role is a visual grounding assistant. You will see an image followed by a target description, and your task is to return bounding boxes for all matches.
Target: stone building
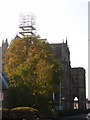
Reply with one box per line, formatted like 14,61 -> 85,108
0,73 -> 8,107
0,39 -> 8,108
0,39 -> 8,73
86,99 -> 90,109
2,39 -> 8,60
0,38 -> 86,110
71,68 -> 86,109
51,40 -> 86,110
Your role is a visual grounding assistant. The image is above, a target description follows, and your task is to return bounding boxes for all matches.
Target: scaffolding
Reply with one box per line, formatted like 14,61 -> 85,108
19,13 -> 36,37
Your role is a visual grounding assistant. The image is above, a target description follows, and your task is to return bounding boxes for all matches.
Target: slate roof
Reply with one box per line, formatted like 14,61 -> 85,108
0,73 -> 8,90
14,34 -> 20,39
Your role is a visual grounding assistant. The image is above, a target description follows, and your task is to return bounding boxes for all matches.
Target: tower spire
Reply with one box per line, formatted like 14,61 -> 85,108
66,37 -> 67,45
5,38 -> 8,43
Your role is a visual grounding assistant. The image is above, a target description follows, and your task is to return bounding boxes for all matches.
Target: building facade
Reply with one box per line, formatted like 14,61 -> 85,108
51,40 -> 86,110
0,39 -> 8,73
0,39 -> 8,108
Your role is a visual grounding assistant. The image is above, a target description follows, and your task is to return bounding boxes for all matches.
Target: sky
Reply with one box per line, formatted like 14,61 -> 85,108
0,0 -> 89,98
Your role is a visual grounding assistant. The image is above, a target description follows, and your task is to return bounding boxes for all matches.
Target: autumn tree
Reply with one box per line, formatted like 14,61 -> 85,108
4,36 -> 61,112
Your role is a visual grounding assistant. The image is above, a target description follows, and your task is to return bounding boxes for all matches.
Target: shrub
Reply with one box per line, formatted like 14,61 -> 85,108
2,107 -> 39,119
11,106 -> 38,112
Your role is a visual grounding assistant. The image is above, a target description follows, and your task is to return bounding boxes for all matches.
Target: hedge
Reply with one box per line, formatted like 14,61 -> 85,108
1,107 -> 39,120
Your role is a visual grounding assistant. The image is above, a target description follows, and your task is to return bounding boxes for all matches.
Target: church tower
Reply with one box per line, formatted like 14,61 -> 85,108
2,39 -> 8,59
51,39 -> 72,110
51,39 -> 86,110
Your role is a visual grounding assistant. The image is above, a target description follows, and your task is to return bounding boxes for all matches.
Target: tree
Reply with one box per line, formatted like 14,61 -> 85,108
4,36 -> 61,112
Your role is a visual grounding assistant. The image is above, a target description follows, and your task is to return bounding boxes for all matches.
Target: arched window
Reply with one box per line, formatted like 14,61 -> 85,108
74,97 -> 79,109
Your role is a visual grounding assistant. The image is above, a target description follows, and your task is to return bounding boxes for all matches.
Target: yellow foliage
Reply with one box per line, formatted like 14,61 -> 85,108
3,36 -> 61,95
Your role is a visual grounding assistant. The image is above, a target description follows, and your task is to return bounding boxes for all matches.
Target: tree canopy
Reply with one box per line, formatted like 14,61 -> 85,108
4,36 -> 61,112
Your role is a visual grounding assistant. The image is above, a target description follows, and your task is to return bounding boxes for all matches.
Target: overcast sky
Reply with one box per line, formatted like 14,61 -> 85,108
0,0 -> 89,98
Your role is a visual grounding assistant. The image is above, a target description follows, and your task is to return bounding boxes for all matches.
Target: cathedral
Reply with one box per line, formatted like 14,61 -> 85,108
0,37 -> 86,110
51,40 -> 86,110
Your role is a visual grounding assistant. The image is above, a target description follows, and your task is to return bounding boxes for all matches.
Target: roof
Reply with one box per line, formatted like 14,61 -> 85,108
14,34 -> 20,39
0,73 -> 8,90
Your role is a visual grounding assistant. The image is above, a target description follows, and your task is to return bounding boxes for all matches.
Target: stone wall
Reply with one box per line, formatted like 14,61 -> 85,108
71,68 -> 86,109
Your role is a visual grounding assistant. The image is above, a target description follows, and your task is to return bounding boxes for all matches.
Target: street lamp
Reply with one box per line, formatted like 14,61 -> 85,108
59,82 -> 62,110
